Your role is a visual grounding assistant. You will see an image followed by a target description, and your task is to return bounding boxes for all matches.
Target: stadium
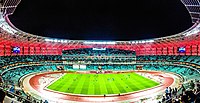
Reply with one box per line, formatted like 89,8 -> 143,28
0,0 -> 200,103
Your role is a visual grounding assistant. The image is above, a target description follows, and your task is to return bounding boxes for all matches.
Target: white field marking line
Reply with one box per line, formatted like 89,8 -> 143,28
22,74 -> 44,100
43,72 -> 163,97
135,72 -> 161,84
23,74 -> 78,103
23,71 -> 180,103
44,73 -> 66,90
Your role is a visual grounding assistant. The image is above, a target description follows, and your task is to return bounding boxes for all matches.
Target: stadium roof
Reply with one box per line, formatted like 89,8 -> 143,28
0,0 -> 199,40
1,0 -> 199,23
180,0 -> 200,23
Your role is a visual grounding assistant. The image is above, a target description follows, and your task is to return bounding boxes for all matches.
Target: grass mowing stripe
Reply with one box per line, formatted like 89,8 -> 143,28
59,74 -> 78,92
105,74 -> 120,94
134,75 -> 148,89
103,74 -> 114,94
80,75 -> 90,94
94,75 -> 101,95
131,73 -> 158,89
98,75 -> 108,94
88,75 -> 95,95
48,74 -> 72,91
113,74 -> 130,93
131,74 -> 152,89
47,72 -> 160,95
67,74 -> 82,93
120,73 -> 136,92
47,75 -> 64,89
119,73 -> 136,92
73,74 -> 85,94
133,73 -> 158,86
123,73 -> 147,91
98,75 -> 105,95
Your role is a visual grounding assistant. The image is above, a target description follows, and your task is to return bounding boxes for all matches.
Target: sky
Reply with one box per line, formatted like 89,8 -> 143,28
9,0 -> 193,41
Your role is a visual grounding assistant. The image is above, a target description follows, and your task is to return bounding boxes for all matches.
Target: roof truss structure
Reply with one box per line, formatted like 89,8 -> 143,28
180,0 -> 200,23
0,0 -> 199,22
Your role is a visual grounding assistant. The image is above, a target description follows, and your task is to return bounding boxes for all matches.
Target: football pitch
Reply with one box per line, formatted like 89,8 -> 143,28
47,72 -> 159,95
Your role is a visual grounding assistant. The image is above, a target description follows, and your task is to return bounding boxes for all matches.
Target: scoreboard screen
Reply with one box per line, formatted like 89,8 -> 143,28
73,64 -> 87,69
73,65 -> 79,69
80,65 -> 86,69
92,48 -> 106,50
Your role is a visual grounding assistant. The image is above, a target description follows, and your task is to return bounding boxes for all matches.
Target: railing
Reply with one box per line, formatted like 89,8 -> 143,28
0,86 -> 41,103
0,58 -> 199,103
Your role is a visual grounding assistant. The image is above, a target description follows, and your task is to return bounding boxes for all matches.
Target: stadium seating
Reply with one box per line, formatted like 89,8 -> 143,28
62,48 -> 136,56
0,55 -> 62,68
0,1 -> 199,101
0,54 -> 200,103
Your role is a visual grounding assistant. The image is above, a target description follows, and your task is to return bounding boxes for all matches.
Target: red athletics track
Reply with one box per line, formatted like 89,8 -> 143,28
28,71 -> 175,102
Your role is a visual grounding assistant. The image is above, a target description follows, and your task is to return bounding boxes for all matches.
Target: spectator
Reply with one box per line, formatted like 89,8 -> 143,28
162,96 -> 166,102
44,100 -> 48,103
0,89 -> 5,103
174,96 -> 180,103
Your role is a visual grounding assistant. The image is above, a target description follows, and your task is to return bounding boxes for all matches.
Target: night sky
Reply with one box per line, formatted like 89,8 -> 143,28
9,0 -> 193,40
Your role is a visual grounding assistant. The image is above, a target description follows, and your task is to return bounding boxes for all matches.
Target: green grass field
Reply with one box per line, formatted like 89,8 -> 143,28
47,72 -> 159,95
